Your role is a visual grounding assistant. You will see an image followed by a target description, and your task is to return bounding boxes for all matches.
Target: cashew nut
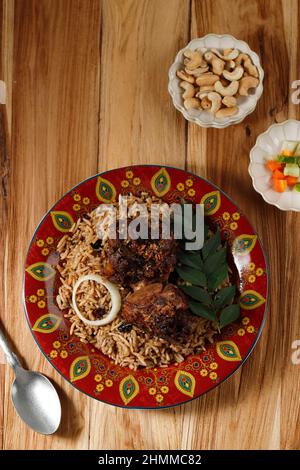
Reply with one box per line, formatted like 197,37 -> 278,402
238,76 -> 259,96
196,74 -> 219,87
183,49 -> 204,70
180,81 -> 195,99
199,85 -> 215,93
236,53 -> 258,77
214,80 -> 239,97
222,65 -> 244,81
176,70 -> 195,83
183,97 -> 201,110
207,92 -> 222,114
185,66 -> 209,77
211,48 -> 239,61
215,106 -> 238,118
204,51 -> 225,75
200,96 -> 211,110
222,96 -> 237,107
225,60 -> 236,71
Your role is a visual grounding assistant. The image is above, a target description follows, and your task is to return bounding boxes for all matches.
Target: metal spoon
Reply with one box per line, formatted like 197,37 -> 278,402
0,327 -> 61,434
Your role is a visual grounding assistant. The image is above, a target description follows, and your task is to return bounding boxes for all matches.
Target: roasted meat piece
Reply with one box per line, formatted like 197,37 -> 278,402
122,283 -> 189,339
100,237 -> 177,286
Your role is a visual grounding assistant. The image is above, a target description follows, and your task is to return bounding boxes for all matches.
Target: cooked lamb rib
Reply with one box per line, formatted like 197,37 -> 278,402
122,283 -> 189,339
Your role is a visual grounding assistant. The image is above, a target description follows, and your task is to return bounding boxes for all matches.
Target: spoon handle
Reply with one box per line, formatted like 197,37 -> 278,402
0,327 -> 21,369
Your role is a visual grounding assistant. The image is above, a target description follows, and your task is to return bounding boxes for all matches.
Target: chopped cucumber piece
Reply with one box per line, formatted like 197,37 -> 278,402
294,183 -> 300,192
280,140 -> 298,154
294,142 -> 300,157
277,155 -> 299,164
283,164 -> 300,177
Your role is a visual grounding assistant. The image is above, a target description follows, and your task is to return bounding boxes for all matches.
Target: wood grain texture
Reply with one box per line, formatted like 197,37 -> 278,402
1,0 -> 300,450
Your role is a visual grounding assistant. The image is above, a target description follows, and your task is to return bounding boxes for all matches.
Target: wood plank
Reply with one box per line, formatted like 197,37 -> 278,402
184,0 -> 297,450
89,0 -> 190,450
3,0 -> 101,449
280,0 -> 300,450
0,0 -> 14,451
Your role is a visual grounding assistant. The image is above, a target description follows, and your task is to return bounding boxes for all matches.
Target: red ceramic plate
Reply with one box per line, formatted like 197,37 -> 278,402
23,165 -> 269,408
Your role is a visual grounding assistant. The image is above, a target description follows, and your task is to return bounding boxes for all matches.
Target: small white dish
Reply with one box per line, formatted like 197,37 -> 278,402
249,120 -> 300,211
168,34 -> 264,129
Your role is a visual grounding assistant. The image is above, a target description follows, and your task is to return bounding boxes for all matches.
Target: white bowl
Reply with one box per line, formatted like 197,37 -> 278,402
168,34 -> 264,129
249,120 -> 300,211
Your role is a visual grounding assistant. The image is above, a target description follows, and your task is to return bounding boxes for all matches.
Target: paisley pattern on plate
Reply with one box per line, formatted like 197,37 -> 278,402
23,165 -> 269,408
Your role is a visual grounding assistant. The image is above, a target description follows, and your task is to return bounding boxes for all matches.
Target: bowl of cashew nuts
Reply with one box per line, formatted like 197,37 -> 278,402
168,34 -> 264,128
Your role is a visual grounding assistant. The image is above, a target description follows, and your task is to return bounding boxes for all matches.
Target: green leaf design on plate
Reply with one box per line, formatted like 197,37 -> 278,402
219,304 -> 240,329
175,266 -> 207,287
180,285 -> 211,305
213,285 -> 236,310
189,300 -> 216,321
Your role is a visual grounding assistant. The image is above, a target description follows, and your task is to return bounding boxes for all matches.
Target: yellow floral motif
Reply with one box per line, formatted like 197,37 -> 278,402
73,193 -> 81,201
105,379 -> 113,387
41,248 -> 49,256
256,268 -> 264,276
200,369 -> 208,377
37,289 -> 45,297
96,383 -> 104,392
94,374 -> 102,382
60,350 -> 68,358
155,394 -> 164,403
133,177 -> 141,186
242,317 -> 250,325
238,328 -> 245,336
53,341 -> 61,349
29,295 -> 37,303
248,275 -> 256,283
230,222 -> 238,230
149,387 -> 156,395
121,180 -> 129,188
126,170 -> 134,179
37,300 -> 46,309
222,212 -> 230,221
232,212 -> 240,220
248,262 -> 255,271
187,188 -> 196,197
73,204 -> 81,211
37,239 -> 44,247
46,237 -> 54,245
209,362 -> 218,370
50,350 -> 58,359
160,386 -> 169,394
247,325 -> 255,333
209,372 -> 217,380
185,179 -> 193,187
82,197 -> 90,205
177,183 -> 185,191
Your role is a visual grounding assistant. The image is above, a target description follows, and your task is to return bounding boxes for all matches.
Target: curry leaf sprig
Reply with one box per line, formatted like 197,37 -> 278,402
176,226 -> 240,329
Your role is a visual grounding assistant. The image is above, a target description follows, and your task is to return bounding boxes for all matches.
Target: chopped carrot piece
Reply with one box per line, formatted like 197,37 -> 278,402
286,176 -> 298,186
273,179 -> 287,192
282,150 -> 295,156
272,169 -> 285,179
266,161 -> 283,172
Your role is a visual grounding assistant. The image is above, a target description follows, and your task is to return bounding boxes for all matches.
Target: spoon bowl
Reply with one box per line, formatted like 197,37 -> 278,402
11,367 -> 61,435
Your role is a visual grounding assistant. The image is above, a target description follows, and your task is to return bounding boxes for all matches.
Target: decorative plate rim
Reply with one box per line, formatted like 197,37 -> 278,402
249,119 -> 300,212
168,33 -> 264,129
23,165 -> 269,409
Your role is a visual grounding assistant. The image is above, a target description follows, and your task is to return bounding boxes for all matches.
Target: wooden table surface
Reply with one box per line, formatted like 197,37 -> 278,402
1,0 -> 300,451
